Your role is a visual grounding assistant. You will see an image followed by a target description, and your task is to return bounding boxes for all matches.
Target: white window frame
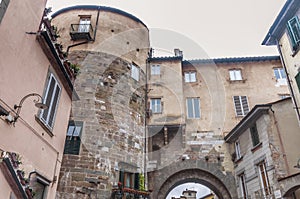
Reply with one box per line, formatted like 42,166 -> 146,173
233,96 -> 249,117
150,98 -> 161,113
184,71 -> 196,83
229,69 -> 242,81
239,173 -> 248,199
258,161 -> 271,197
131,64 -> 139,81
151,64 -> 160,75
273,68 -> 286,80
78,17 -> 91,33
186,98 -> 200,119
235,140 -> 241,159
40,73 -> 61,129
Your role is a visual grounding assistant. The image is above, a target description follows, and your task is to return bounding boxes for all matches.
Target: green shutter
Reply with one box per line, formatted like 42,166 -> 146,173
134,173 -> 139,190
287,16 -> 300,51
296,72 -> 300,93
250,124 -> 260,147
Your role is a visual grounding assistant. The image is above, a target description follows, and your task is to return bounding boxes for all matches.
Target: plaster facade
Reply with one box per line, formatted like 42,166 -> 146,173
0,0 -> 74,198
262,0 -> 300,124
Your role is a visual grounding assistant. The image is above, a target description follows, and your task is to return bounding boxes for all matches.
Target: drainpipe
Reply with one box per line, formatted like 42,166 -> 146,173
66,7 -> 100,55
270,107 -> 290,175
275,39 -> 300,122
144,53 -> 150,191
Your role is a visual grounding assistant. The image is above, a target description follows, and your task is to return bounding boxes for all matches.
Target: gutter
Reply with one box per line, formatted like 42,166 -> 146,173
276,39 -> 300,121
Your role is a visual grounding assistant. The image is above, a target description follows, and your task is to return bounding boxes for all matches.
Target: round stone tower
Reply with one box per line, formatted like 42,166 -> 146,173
51,5 -> 150,198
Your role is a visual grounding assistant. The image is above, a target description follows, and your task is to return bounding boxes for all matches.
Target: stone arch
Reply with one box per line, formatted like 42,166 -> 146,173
148,160 -> 237,199
280,173 -> 300,198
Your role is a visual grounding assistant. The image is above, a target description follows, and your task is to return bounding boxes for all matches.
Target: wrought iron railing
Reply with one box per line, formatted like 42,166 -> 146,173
70,24 -> 94,40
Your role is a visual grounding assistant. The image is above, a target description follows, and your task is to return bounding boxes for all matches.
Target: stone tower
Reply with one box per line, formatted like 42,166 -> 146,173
51,5 -> 150,198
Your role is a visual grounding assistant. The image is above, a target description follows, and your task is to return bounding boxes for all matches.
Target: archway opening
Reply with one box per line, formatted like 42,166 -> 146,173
166,182 -> 216,199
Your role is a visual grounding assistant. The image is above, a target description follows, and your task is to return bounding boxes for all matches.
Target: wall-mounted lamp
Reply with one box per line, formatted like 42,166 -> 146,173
13,93 -> 48,125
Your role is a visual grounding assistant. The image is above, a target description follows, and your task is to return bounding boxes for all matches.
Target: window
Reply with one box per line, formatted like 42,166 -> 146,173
119,171 -> 139,190
239,173 -> 248,199
78,17 -> 91,32
186,98 -> 200,118
229,69 -> 242,81
274,68 -> 286,80
296,72 -> 300,93
184,71 -> 196,82
233,96 -> 249,117
40,73 -> 61,129
30,172 -> 50,199
258,161 -> 271,196
235,140 -> 241,159
287,16 -> 300,51
151,64 -> 160,75
250,123 -> 260,147
150,98 -> 161,113
0,0 -> 10,24
64,121 -> 83,155
131,64 -> 139,81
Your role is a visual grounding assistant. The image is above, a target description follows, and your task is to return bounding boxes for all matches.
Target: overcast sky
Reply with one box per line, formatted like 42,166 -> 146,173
47,0 -> 286,59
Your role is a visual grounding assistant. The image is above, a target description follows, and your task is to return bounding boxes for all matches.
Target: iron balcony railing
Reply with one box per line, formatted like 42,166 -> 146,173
70,24 -> 94,40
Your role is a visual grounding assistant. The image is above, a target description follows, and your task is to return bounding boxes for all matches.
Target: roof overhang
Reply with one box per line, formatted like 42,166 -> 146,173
224,105 -> 271,143
262,0 -> 300,46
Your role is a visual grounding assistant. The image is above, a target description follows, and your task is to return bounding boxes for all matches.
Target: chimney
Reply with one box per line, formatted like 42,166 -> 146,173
174,48 -> 183,57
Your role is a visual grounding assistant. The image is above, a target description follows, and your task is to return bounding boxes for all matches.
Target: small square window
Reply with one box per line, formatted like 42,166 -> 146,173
184,72 -> 196,82
151,64 -> 160,75
64,121 -> 83,155
229,69 -> 242,81
150,98 -> 161,113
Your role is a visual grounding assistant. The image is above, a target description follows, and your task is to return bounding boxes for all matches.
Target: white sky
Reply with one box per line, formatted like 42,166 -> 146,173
46,0 -> 286,197
46,0 -> 286,59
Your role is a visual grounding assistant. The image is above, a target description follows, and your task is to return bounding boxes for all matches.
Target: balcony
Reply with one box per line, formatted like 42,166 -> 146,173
111,185 -> 150,199
70,24 -> 94,41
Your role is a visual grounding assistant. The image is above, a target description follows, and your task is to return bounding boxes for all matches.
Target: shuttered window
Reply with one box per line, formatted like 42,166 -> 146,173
239,173 -> 248,199
258,162 -> 271,196
64,121 -> 83,155
40,73 -> 61,129
287,16 -> 300,51
250,123 -> 260,147
235,140 -> 241,159
233,96 -> 249,116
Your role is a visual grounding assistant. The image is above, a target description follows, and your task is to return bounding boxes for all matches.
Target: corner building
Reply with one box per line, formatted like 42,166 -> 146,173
51,6 -> 150,198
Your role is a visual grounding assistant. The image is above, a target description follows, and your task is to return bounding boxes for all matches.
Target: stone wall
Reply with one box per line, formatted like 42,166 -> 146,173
56,51 -> 146,198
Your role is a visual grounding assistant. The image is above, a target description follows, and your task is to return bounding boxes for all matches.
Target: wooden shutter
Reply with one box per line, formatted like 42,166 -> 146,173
241,96 -> 249,115
233,96 -> 242,116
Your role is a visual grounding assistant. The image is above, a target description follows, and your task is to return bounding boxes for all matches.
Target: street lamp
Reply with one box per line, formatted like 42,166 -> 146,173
13,93 -> 48,125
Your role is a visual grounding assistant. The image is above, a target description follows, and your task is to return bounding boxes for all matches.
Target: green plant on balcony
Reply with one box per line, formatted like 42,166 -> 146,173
70,63 -> 80,75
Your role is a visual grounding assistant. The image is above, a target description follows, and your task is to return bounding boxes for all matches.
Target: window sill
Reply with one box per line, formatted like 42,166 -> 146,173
228,79 -> 247,83
35,115 -> 54,137
234,156 -> 243,164
251,142 -> 262,153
